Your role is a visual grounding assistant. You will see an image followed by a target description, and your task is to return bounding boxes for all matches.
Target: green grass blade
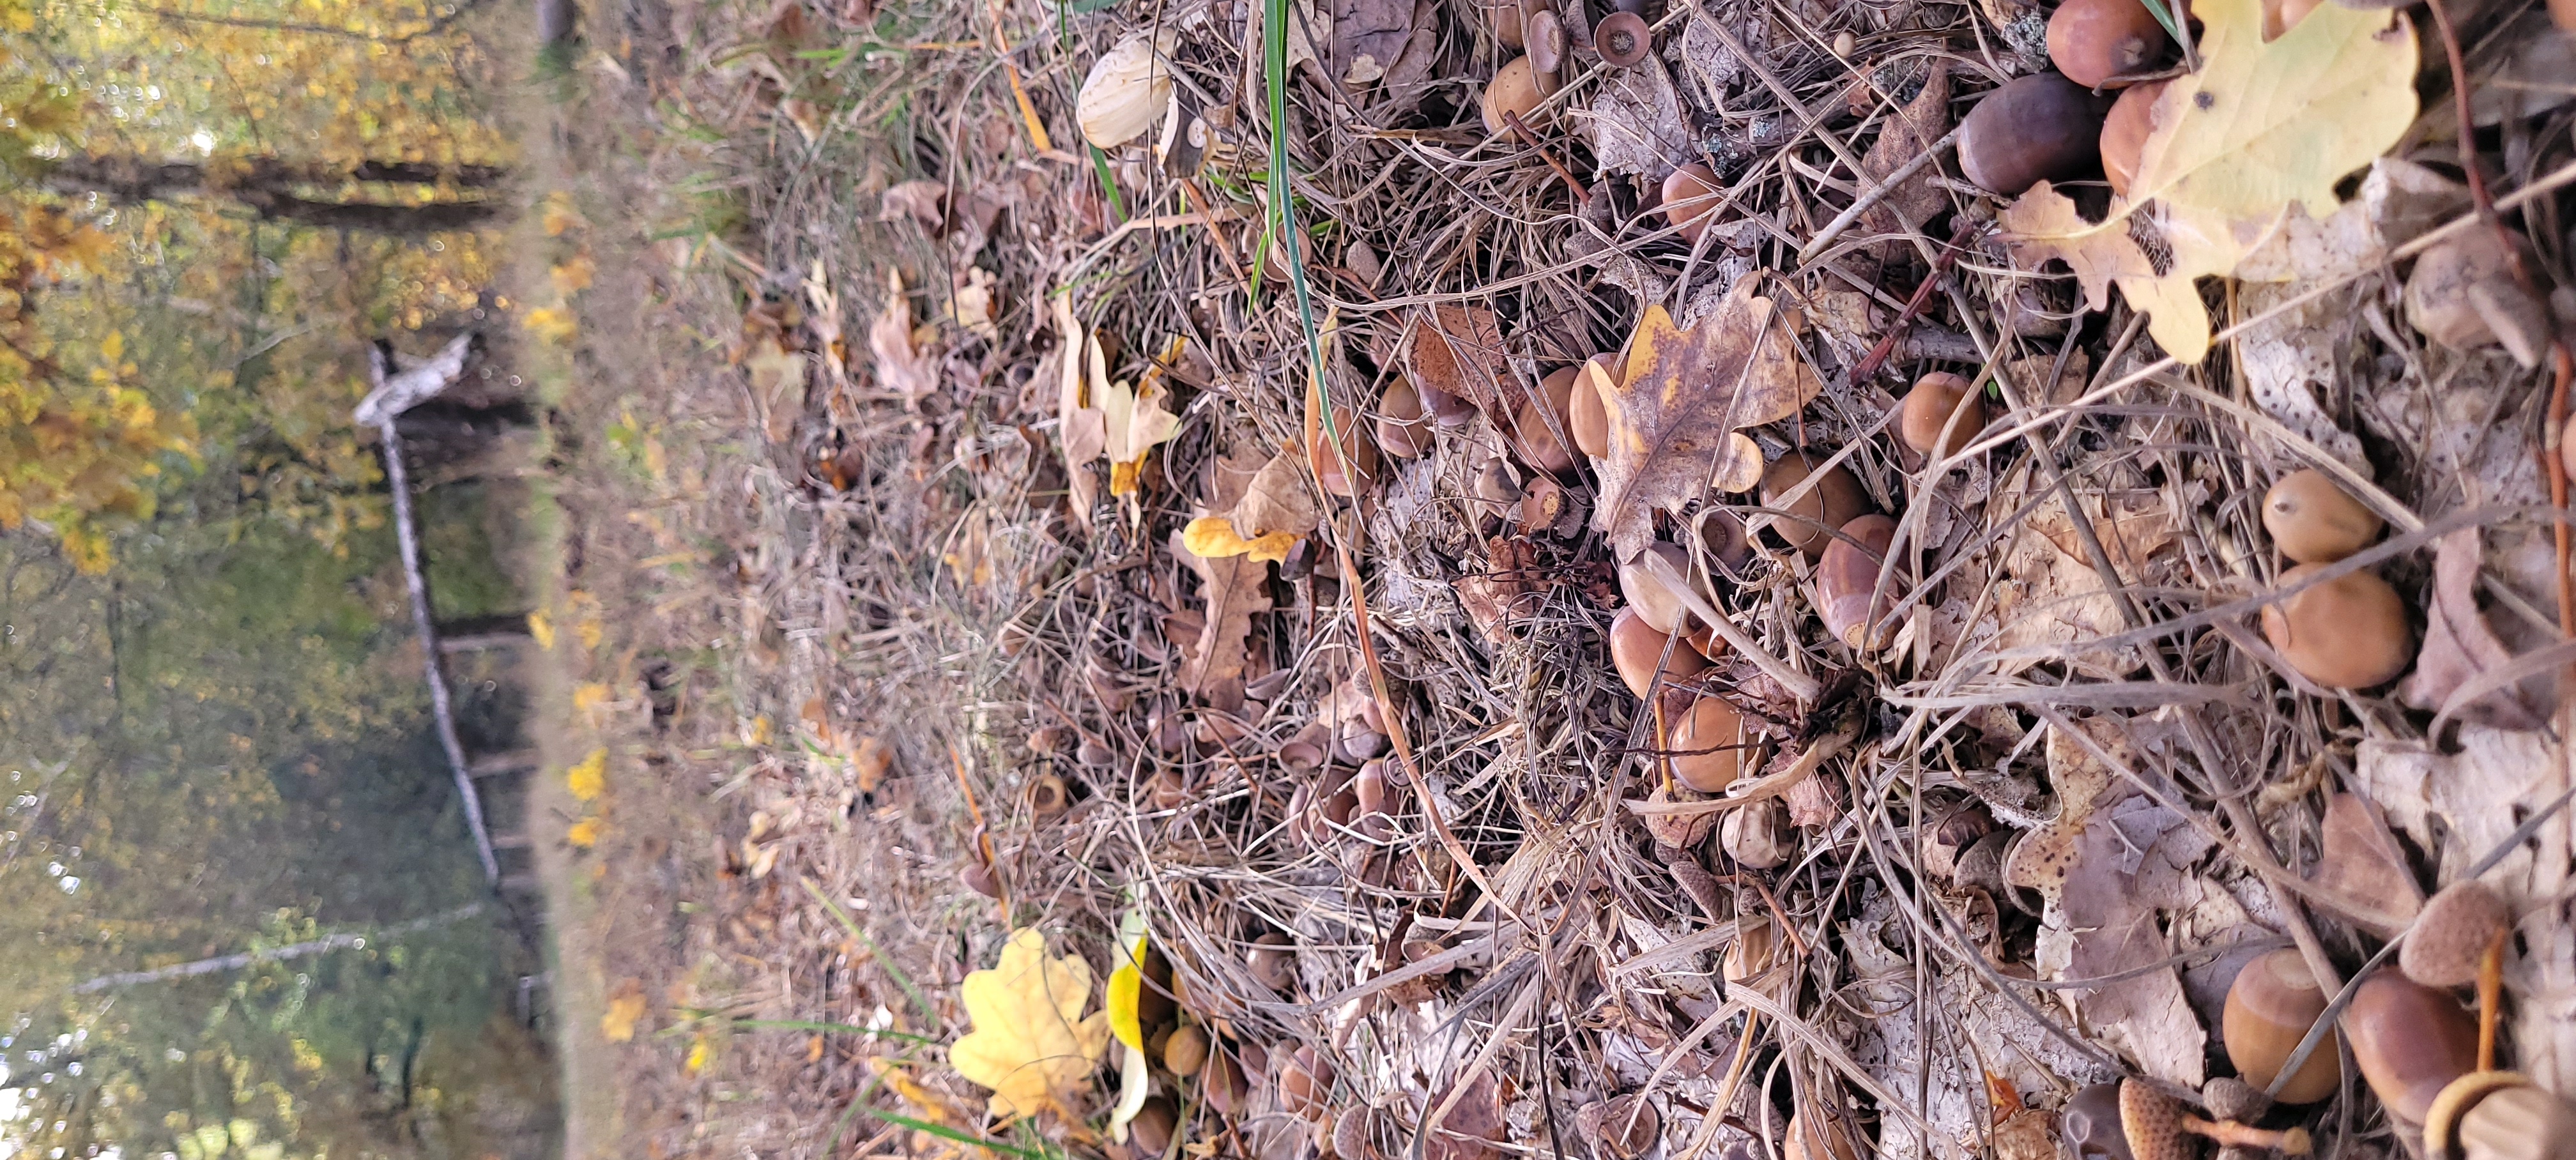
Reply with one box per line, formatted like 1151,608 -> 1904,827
801,876 -> 942,1028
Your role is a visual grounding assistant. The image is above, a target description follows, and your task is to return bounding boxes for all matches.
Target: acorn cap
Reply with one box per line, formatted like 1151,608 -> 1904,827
2119,1081 -> 2189,1160
2455,1081 -> 2576,1160
2423,1071 -> 2536,1160
1594,10 -> 1650,65
2403,880 -> 2511,989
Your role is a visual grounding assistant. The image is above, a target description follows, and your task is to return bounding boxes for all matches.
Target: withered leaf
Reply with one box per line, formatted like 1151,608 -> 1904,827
1406,305 -> 1508,417
1592,280 -> 1820,559
2307,791 -> 2424,935
1858,62 -> 1952,241
870,269 -> 939,405
2402,527 -> 2550,732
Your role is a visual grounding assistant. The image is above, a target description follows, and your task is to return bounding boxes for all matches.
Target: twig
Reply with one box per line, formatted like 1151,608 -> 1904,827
1501,111 -> 1588,201
1794,125 -> 1963,267
380,419 -> 502,886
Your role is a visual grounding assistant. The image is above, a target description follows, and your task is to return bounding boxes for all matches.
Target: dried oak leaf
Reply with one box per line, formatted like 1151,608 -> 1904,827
1589,56 -> 1694,179
1858,61 -> 1952,241
2012,716 -> 2211,1087
1995,0 -> 2416,362
1184,451 -> 1320,564
951,928 -> 1113,1122
1592,280 -> 1818,560
2307,791 -> 2423,935
1172,490 -> 1273,712
870,269 -> 939,404
1988,490 -> 2176,678
2402,527 -> 2550,731
1406,305 -> 1509,417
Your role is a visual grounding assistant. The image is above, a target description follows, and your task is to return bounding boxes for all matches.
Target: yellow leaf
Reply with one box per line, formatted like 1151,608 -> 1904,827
100,331 -> 123,363
574,682 -> 610,716
567,748 -> 607,802
1181,515 -> 1297,564
1105,936 -> 1148,1051
551,255 -> 596,295
567,817 -> 602,848
524,305 -> 579,344
949,928 -> 1114,1121
542,193 -> 586,237
576,614 -> 604,650
527,611 -> 556,650
602,979 -> 647,1042
686,1035 -> 711,1074
1997,0 -> 2416,362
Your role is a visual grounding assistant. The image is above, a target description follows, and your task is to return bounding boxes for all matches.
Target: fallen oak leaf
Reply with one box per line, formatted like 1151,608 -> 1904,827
1406,305 -> 1508,418
2401,527 -> 2549,732
1053,296 -> 1108,523
1591,279 -> 1816,560
1996,0 -> 2417,362
2305,791 -> 2423,936
1183,451 -> 1319,563
1094,333 -> 1182,501
949,928 -> 1113,1122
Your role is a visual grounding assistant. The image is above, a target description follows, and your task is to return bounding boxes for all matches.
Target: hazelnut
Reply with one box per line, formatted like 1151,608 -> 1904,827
1786,1109 -> 1861,1160
1669,695 -> 1749,793
1480,57 -> 1547,137
1817,514 -> 1899,648
1595,10 -> 1651,66
2402,880 -> 2511,990
1306,378 -> 1379,496
1164,1023 -> 1209,1076
1611,607 -> 1709,698
1131,1096 -> 1179,1155
1280,1046 -> 1335,1119
2222,948 -> 2342,1104
1760,451 -> 1871,559
2345,970 -> 2480,1126
2064,1083 -> 2135,1160
2259,563 -> 2413,689
1620,541 -> 1696,633
1248,931 -> 1298,992
2100,79 -> 2165,197
2048,0 -> 2173,88
1512,366 -> 1582,474
1661,162 -> 1724,247
2262,469 -> 2383,563
1377,377 -> 1432,459
1899,371 -> 1989,458
1958,73 -> 2111,195
1719,796 -> 1795,868
1571,353 -> 1617,457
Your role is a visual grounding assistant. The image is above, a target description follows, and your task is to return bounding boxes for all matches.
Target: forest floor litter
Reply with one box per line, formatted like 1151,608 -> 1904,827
519,0 -> 2576,1156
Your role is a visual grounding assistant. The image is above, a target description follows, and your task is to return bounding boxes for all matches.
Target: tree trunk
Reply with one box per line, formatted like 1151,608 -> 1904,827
43,154 -> 507,236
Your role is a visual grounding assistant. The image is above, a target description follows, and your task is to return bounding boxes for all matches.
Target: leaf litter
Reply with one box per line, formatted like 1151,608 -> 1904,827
624,0 -> 2576,1156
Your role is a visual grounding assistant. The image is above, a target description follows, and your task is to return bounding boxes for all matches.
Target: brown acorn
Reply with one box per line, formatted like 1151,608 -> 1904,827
2260,563 -> 2412,689
1958,73 -> 2110,195
2048,0 -> 2173,89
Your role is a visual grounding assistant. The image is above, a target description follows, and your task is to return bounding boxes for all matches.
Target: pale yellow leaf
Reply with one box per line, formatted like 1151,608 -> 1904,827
527,611 -> 556,651
949,928 -> 1113,1121
567,816 -> 602,848
1997,0 -> 2416,361
602,979 -> 647,1042
567,747 -> 608,803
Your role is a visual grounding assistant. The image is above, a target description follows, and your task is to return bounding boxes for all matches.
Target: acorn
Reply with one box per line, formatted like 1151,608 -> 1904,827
2260,563 -> 2413,689
1610,607 -> 1709,699
1572,353 -> 1618,457
1595,10 -> 1652,66
1481,57 -> 1547,137
1620,541 -> 1696,634
1668,695 -> 1749,793
1249,931 -> 1298,992
1899,371 -> 1989,458
1719,797 -> 1795,868
1958,73 -> 2110,195
1307,378 -> 1379,496
1164,1023 -> 1210,1076
2048,0 -> 2173,89
1662,162 -> 1724,247
1512,366 -> 1582,474
1759,451 -> 1871,559
2402,880 -> 2512,990
1131,1095 -> 1180,1156
1378,376 -> 1433,459
2100,79 -> 2165,197
1280,1046 -> 1335,1120
2222,948 -> 2342,1104
1525,8 -> 1568,96
2262,469 -> 2383,563
2345,970 -> 2480,1126
1817,514 -> 1899,648
1029,772 -> 1070,819
1203,1047 -> 1251,1116
2064,1083 -> 2135,1160
1481,0 -> 1525,46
